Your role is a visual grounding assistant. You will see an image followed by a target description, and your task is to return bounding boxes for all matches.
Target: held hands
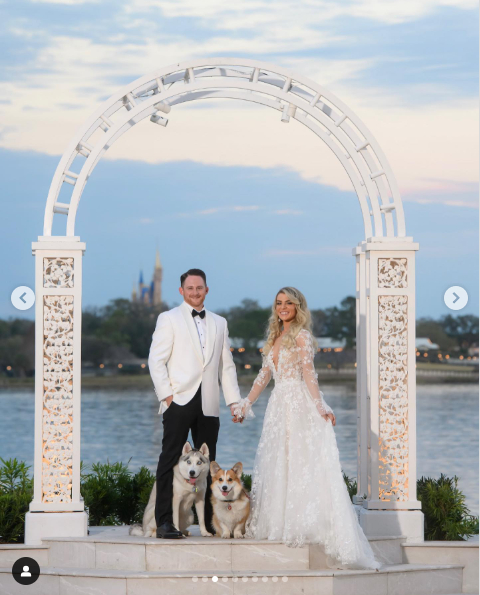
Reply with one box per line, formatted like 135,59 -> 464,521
230,403 -> 244,423
165,395 -> 174,407
230,398 -> 255,423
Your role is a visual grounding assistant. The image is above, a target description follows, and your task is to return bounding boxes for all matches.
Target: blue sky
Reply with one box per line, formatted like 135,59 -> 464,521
0,0 -> 478,319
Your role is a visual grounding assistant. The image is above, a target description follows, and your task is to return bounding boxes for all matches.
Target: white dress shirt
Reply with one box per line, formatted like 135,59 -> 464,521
186,302 -> 207,358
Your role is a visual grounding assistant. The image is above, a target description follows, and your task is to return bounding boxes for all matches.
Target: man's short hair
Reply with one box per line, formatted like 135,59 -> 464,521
180,268 -> 207,287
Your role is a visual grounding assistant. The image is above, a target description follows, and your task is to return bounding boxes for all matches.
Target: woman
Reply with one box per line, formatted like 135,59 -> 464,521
232,287 -> 381,570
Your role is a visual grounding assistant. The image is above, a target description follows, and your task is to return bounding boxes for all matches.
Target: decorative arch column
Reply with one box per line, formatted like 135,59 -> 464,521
25,57 -> 422,545
354,238 -> 422,540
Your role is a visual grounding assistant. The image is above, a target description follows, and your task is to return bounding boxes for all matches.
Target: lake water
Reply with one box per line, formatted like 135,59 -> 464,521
1,383 -> 478,515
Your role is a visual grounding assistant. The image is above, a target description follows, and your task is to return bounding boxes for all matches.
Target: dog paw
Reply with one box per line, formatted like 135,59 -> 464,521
233,532 -> 245,539
201,531 -> 213,537
182,530 -> 190,537
221,532 -> 231,539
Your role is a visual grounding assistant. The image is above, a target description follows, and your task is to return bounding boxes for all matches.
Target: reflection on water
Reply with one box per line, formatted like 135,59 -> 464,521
1,383 -> 478,515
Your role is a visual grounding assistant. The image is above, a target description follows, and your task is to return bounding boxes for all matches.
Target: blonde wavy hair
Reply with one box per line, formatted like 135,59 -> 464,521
262,286 -> 317,355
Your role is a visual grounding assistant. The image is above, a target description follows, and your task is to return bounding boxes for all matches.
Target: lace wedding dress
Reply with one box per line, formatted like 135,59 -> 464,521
233,329 -> 381,570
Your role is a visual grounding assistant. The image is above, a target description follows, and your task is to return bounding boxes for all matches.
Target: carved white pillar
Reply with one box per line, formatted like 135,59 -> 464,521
25,237 -> 88,545
354,248 -> 369,501
353,238 -> 424,542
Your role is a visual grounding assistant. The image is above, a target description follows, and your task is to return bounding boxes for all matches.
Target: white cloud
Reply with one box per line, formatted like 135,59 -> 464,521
30,0 -> 99,3
0,0 -> 477,211
2,82 -> 475,207
126,0 -> 477,26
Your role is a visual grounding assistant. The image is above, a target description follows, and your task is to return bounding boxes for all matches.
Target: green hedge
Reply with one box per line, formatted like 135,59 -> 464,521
418,474 -> 479,540
1,457 -> 477,543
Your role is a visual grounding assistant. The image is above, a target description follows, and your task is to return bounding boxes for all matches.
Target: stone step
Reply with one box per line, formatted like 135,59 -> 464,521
0,562 -> 464,595
41,525 -> 406,571
0,544 -> 49,568
402,539 -> 479,594
43,534 -> 406,571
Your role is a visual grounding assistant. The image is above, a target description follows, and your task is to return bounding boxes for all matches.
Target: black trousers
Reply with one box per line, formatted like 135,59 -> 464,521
154,384 -> 220,532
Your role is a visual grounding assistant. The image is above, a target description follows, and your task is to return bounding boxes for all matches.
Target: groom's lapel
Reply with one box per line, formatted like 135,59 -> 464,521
203,310 -> 217,368
180,302 -> 203,365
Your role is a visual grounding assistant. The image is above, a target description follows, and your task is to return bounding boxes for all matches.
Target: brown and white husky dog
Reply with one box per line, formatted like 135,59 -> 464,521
129,441 -> 212,538
210,461 -> 250,539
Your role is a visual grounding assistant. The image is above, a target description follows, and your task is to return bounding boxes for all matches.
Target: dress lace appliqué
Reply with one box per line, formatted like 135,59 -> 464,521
242,329 -> 381,571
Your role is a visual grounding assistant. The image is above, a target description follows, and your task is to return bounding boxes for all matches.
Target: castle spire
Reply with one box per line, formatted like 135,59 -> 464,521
153,247 -> 162,307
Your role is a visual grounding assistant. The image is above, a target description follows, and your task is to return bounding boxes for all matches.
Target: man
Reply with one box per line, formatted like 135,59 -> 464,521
148,268 -> 242,538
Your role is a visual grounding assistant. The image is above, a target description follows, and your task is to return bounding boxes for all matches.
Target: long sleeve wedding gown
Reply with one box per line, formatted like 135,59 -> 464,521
234,329 -> 381,570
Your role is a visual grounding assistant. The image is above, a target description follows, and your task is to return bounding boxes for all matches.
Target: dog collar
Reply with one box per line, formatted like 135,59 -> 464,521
223,489 -> 251,504
185,478 -> 198,493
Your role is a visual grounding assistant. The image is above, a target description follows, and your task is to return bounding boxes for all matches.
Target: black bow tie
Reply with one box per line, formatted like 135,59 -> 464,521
192,309 -> 205,319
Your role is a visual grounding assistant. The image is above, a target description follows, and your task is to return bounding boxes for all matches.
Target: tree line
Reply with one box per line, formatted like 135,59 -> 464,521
0,297 -> 478,376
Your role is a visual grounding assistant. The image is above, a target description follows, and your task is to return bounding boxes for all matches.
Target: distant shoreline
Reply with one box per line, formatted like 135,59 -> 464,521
1,369 -> 477,389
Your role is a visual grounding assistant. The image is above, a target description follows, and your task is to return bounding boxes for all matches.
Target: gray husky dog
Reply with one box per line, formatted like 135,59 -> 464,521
129,441 -> 213,538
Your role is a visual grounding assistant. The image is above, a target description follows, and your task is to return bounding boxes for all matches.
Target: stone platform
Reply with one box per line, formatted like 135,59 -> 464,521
0,525 -> 476,595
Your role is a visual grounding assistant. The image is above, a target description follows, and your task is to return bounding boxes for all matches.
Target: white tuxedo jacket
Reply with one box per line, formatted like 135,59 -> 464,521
148,301 -> 241,416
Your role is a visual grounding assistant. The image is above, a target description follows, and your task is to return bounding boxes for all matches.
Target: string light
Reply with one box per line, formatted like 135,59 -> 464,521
245,364 -> 251,369
141,363 -> 146,368
118,364 -> 123,369
6,366 -> 12,371
99,364 -> 104,369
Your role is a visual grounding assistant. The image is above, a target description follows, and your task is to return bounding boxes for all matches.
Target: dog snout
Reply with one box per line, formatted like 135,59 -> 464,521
222,485 -> 228,491
189,470 -> 196,477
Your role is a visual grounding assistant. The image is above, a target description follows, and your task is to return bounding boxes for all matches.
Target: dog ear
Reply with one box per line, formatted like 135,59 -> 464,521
232,462 -> 243,478
199,442 -> 210,458
182,442 -> 192,455
210,461 -> 221,476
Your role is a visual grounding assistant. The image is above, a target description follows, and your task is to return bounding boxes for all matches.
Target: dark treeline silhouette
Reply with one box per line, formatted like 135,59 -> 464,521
0,298 -> 478,376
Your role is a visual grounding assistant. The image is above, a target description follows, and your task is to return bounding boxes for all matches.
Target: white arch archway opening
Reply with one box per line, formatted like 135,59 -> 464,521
26,58 -> 422,546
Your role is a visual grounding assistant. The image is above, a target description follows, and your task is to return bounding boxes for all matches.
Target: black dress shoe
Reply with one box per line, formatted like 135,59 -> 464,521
156,521 -> 184,539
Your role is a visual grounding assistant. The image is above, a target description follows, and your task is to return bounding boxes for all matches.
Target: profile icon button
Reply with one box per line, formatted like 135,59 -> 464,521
12,557 -> 40,585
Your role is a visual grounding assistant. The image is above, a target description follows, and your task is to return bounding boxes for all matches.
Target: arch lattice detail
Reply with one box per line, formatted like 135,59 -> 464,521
44,58 -> 406,239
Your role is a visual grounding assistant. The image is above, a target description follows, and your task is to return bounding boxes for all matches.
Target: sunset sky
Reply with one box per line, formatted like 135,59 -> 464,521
1,0 -> 478,319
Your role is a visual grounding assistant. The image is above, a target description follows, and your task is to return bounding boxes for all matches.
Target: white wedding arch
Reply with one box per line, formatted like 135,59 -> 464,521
27,58 -> 422,545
